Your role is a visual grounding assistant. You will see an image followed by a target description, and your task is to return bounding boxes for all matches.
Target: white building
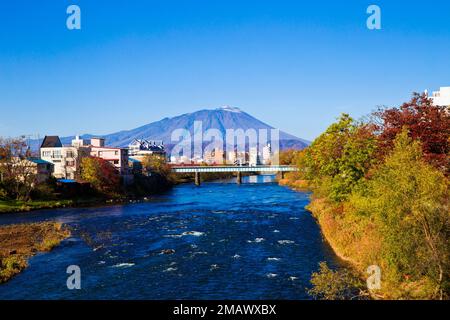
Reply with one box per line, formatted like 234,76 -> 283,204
249,147 -> 259,166
430,87 -> 450,107
41,136 -> 131,182
128,139 -> 165,157
40,136 -> 90,180
262,144 -> 272,165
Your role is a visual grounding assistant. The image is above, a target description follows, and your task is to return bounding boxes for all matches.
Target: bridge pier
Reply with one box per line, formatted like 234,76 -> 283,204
280,171 -> 285,179
194,172 -> 201,186
236,171 -> 242,184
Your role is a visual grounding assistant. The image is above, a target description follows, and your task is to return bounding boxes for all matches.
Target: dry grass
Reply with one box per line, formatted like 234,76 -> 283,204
0,222 -> 70,283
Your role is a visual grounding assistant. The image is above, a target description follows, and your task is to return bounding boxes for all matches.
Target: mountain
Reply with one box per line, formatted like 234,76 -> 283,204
38,107 -> 309,151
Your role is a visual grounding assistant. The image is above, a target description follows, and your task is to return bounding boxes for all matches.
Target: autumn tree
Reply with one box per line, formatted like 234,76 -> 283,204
372,92 -> 450,173
0,138 -> 36,200
141,154 -> 172,180
302,114 -> 378,201
278,149 -> 299,165
80,157 -> 120,195
350,129 -> 449,298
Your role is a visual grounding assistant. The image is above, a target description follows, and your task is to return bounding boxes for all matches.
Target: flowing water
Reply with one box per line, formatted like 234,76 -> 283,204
0,175 -> 340,299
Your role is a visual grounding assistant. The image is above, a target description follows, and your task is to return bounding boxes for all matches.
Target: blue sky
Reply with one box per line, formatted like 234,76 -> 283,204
1,0 -> 449,141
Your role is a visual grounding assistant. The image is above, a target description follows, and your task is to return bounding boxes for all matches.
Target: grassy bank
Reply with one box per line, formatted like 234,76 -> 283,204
0,197 -> 130,214
0,199 -> 75,214
0,222 -> 70,283
278,104 -> 449,299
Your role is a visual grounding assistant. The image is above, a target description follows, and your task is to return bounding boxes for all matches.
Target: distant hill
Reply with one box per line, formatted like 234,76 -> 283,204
33,107 -> 310,151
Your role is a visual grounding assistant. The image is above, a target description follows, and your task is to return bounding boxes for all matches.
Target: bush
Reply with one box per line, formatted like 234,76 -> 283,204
308,262 -> 365,300
0,187 -> 8,200
0,256 -> 27,283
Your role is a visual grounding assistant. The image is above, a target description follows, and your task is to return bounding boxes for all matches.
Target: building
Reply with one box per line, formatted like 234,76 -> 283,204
0,157 -> 53,185
40,136 -> 90,180
169,155 -> 191,164
430,87 -> 450,107
249,147 -> 259,166
128,139 -> 166,158
262,144 -> 272,165
204,148 -> 225,165
41,135 -> 132,183
128,157 -> 143,175
26,158 -> 54,183
89,137 -> 130,177
227,149 -> 247,165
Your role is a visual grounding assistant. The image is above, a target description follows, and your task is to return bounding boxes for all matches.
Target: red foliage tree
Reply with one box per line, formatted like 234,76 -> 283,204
80,157 -> 121,195
373,92 -> 450,173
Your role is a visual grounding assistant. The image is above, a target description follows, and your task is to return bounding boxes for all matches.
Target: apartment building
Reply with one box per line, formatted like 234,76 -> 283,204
128,139 -> 166,157
431,87 -> 450,107
40,136 -> 90,180
262,144 -> 272,165
204,148 -> 225,165
40,136 -> 132,183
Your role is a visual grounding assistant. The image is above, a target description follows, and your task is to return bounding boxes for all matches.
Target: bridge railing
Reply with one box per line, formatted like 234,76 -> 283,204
171,165 -> 298,173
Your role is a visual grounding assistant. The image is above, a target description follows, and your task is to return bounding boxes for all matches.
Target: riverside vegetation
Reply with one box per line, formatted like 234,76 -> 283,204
280,93 -> 449,299
0,222 -> 70,283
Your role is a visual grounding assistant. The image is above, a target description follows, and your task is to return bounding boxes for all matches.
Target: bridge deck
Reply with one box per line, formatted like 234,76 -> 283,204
171,165 -> 298,173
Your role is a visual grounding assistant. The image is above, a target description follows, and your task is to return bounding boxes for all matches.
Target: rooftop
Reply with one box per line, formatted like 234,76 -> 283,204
40,136 -> 62,148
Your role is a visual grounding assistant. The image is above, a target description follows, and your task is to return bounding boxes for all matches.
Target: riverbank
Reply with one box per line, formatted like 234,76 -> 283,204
0,199 -> 78,214
0,222 -> 70,283
0,197 -> 133,214
279,177 -> 444,300
280,177 -> 384,297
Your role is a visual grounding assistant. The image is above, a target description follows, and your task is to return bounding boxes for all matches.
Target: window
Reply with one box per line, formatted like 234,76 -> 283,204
115,151 -> 118,155
114,160 -> 119,165
66,151 -> 74,158
42,151 -> 51,157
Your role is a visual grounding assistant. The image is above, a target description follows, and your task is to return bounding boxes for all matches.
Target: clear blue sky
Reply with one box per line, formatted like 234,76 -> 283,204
1,0 -> 449,141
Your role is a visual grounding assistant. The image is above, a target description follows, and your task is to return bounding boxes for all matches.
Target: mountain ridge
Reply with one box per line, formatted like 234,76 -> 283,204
41,107 -> 309,151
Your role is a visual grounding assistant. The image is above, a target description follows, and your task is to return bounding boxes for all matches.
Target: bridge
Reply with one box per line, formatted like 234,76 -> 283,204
171,165 -> 298,185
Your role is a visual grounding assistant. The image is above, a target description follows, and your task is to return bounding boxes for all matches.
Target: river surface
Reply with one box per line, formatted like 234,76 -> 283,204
0,175 -> 340,299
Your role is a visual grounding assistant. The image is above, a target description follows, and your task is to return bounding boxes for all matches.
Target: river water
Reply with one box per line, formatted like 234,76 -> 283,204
0,175 -> 340,299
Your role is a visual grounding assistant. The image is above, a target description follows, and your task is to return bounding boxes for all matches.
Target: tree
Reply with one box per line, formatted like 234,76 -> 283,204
301,114 -> 378,201
80,157 -> 120,195
372,93 -> 450,173
141,154 -> 172,180
0,138 -> 36,200
350,129 -> 449,298
278,149 -> 298,165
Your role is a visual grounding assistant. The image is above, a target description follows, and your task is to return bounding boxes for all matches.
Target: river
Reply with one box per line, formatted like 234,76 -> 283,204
0,175 -> 340,299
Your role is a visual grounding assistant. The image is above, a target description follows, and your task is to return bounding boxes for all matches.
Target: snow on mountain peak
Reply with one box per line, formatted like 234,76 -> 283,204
218,105 -> 242,113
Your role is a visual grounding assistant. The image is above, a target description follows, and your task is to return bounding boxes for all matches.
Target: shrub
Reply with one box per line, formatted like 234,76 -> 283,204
308,262 -> 365,300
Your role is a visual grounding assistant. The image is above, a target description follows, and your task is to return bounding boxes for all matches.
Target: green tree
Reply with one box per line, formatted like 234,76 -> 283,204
308,262 -> 365,300
301,114 -> 378,201
141,154 -> 172,180
350,129 -> 449,298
